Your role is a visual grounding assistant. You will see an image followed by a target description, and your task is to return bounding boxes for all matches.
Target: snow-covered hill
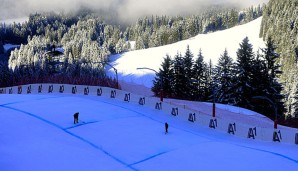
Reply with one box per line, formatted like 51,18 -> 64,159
109,17 -> 265,95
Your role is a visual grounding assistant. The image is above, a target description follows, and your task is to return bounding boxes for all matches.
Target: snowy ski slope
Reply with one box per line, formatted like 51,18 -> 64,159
0,84 -> 298,171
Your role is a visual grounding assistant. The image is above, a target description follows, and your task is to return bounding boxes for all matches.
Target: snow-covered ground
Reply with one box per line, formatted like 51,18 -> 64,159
1,92 -> 297,171
109,17 -> 265,93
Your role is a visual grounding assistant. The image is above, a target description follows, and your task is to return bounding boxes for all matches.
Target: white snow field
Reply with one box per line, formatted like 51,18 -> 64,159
1,84 -> 298,171
109,17 -> 265,94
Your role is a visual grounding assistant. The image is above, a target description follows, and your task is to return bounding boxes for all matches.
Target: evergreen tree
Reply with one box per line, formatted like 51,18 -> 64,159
0,41 -> 4,54
115,38 -> 128,53
232,37 -> 255,108
259,37 -> 285,119
135,36 -> 145,50
262,37 -> 282,81
250,50 -> 269,114
206,59 -> 214,102
183,45 -> 194,99
214,49 -> 235,104
252,50 -> 267,91
152,54 -> 174,98
192,49 -> 207,101
228,9 -> 238,28
0,61 -> 12,87
173,52 -> 187,99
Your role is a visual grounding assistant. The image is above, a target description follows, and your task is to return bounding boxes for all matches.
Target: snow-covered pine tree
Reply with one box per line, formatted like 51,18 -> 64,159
135,36 -> 145,50
214,49 -> 235,104
152,54 -> 174,98
115,38 -> 125,54
227,9 -> 238,28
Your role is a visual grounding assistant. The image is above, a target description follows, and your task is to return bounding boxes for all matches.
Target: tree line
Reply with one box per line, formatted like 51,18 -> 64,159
0,5 -> 263,51
127,5 -> 263,50
152,37 -> 285,120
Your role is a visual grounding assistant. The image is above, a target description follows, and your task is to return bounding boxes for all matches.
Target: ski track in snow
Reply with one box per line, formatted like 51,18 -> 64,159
0,102 -> 139,171
64,121 -> 99,130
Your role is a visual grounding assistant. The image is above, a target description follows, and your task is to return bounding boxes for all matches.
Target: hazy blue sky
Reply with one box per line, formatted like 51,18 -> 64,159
0,0 -> 269,21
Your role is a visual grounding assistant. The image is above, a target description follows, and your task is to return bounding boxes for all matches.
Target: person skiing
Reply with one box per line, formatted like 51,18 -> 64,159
165,122 -> 169,134
74,112 -> 79,124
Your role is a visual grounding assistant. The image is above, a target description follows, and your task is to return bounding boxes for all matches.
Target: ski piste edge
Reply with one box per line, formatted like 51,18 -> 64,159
64,120 -> 98,130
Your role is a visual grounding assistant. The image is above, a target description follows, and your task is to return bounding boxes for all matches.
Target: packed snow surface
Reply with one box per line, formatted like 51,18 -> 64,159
1,93 -> 298,171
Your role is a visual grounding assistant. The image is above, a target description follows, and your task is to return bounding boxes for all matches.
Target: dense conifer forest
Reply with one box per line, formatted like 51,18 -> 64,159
152,37 -> 285,120
260,0 -> 298,118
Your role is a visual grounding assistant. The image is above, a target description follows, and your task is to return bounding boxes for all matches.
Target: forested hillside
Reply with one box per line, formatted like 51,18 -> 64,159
260,0 -> 298,117
127,6 -> 262,50
0,5 -> 262,88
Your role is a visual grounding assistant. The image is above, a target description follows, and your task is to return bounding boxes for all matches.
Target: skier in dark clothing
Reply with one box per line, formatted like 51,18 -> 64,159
74,112 -> 79,124
165,122 -> 169,134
